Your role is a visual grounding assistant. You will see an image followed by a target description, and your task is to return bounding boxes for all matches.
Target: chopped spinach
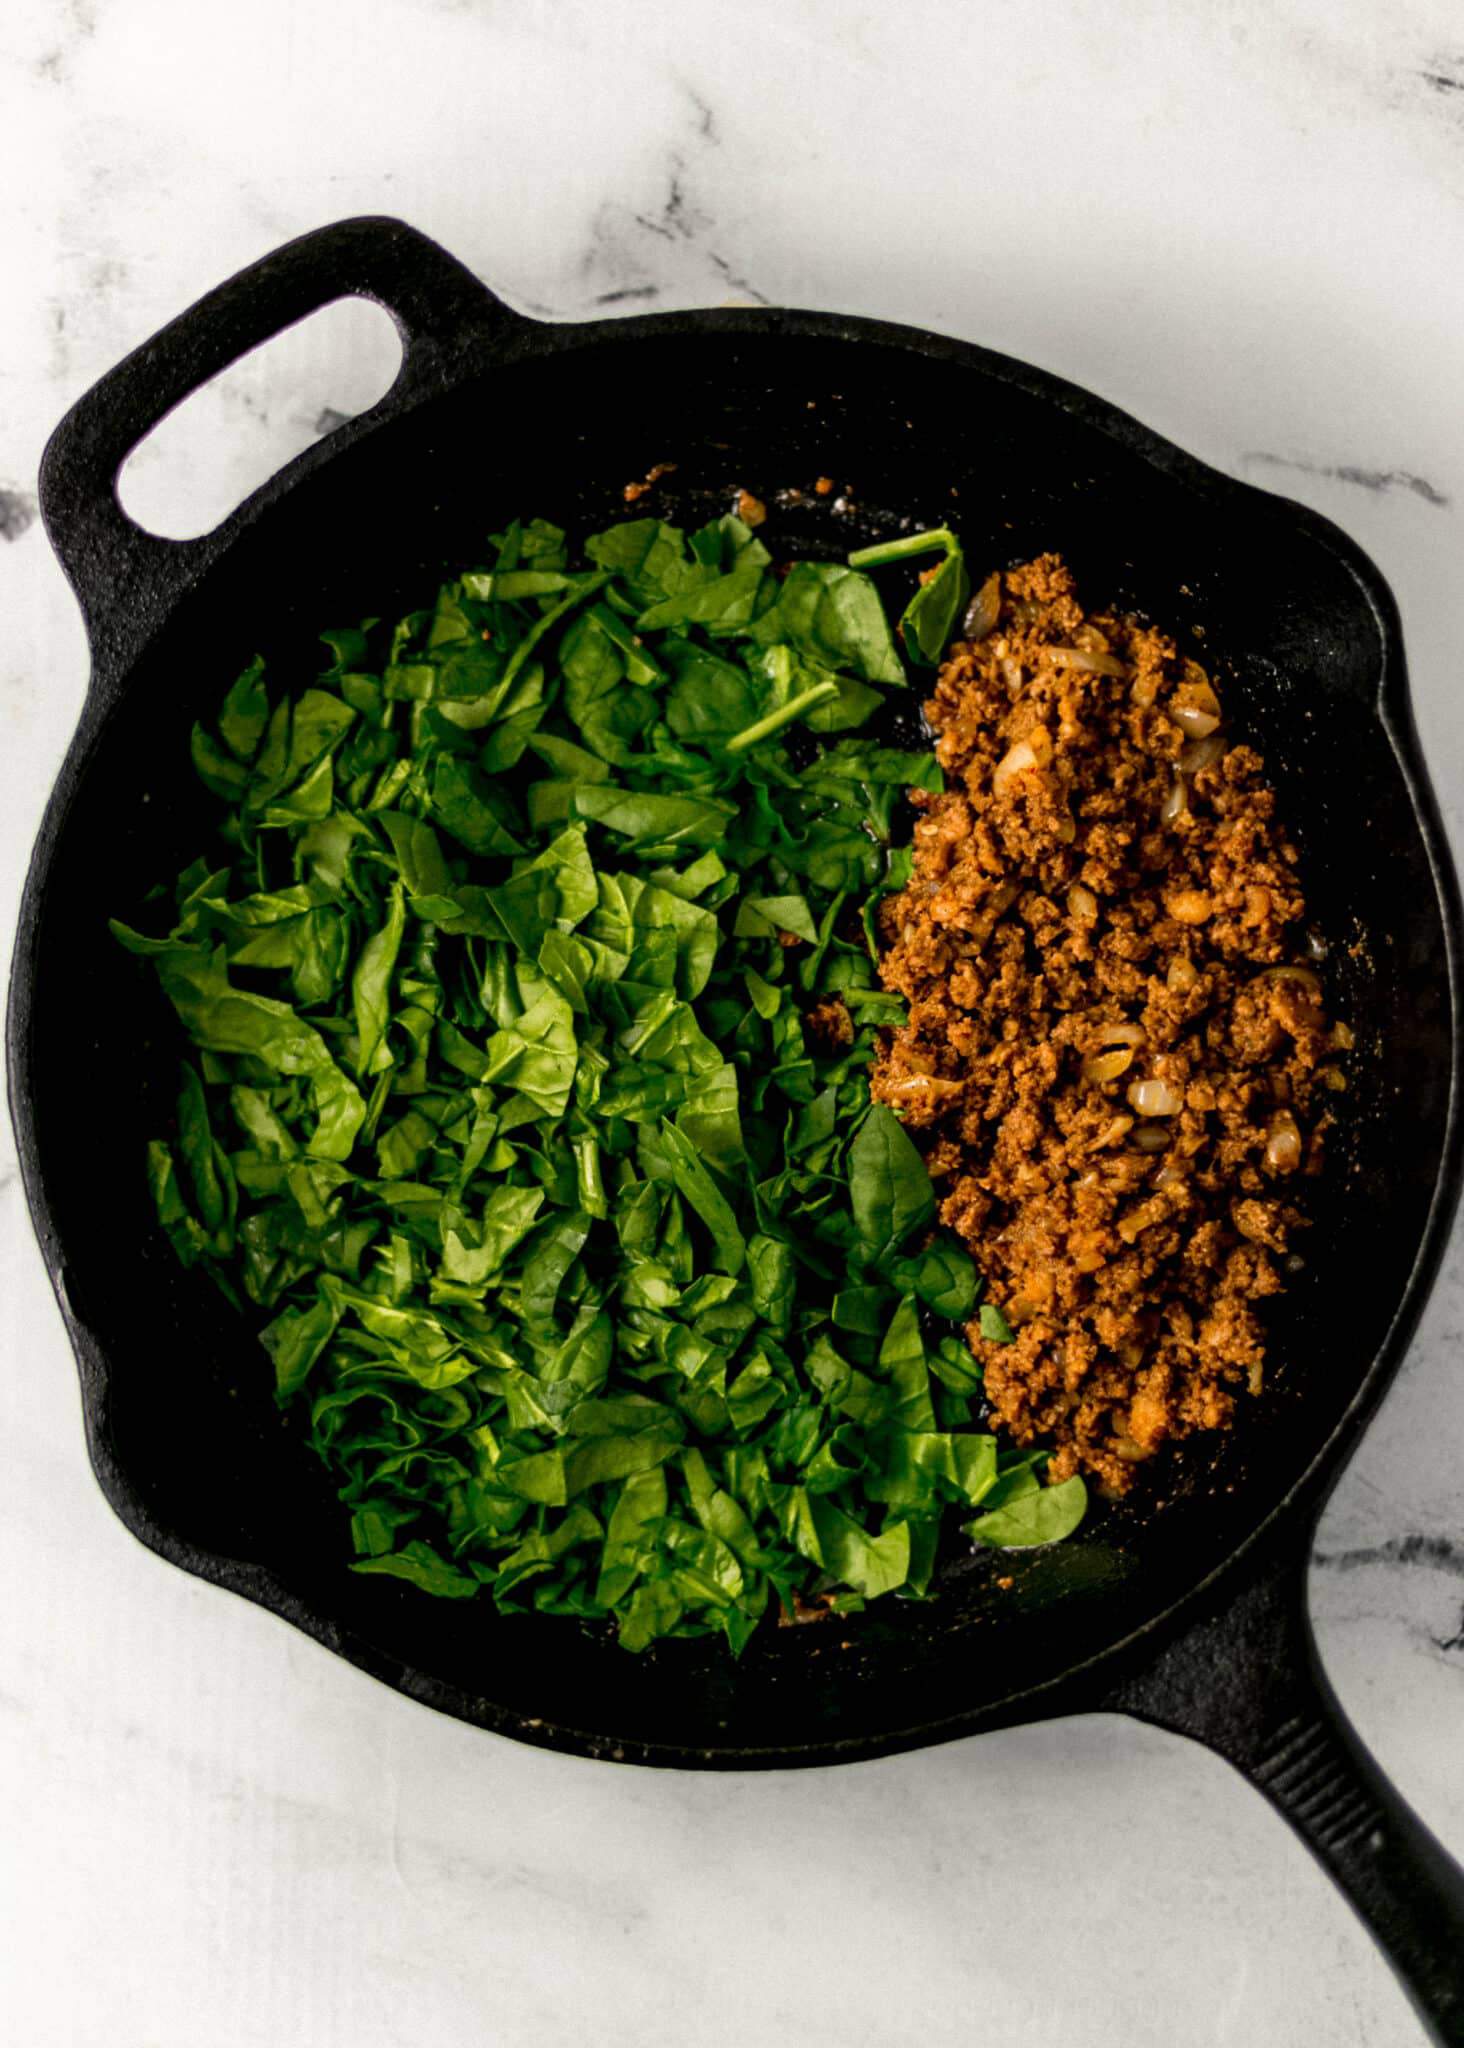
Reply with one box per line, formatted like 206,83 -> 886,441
979,1302 -> 1016,1345
115,510 -> 1085,1654
967,1474 -> 1089,1549
847,527 -> 971,667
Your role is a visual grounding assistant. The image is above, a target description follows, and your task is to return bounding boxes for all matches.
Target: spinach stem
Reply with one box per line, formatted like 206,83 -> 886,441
724,681 -> 839,755
847,527 -> 958,570
499,572 -> 610,691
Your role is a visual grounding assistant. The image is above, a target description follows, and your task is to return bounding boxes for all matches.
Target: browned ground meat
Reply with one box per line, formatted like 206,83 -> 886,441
871,556 -> 1348,1495
806,994 -> 855,1051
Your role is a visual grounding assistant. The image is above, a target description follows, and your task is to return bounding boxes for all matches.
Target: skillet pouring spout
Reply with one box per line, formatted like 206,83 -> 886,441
10,215 -> 1464,2041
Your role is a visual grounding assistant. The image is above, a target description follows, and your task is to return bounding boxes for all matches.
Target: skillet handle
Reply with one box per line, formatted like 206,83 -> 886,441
1098,1547 -> 1464,2043
37,215 -> 529,682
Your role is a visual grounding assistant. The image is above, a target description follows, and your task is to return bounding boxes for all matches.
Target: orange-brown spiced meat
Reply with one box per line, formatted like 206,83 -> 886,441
871,556 -> 1347,1495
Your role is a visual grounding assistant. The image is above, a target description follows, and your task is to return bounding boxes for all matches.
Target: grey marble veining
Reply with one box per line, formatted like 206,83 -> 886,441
2,1 -> 1463,2043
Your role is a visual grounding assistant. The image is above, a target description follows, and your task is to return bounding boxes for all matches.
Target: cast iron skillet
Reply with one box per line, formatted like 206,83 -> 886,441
9,218 -> 1464,2039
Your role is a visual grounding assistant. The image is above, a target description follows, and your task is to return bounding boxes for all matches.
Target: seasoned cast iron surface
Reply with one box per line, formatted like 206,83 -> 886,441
15,309 -> 1459,1763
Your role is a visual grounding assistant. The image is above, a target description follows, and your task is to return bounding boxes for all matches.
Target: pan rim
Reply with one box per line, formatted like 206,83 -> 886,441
9,268 -> 1463,1766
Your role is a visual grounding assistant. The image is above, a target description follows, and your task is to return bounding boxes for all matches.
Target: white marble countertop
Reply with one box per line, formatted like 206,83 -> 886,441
3,3 -> 1464,2043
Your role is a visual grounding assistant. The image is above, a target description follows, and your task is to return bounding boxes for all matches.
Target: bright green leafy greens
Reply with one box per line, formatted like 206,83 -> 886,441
847,527 -> 970,667
114,510 -> 1084,1654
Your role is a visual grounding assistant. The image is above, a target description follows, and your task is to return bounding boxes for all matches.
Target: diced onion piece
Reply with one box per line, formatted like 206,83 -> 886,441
1179,733 -> 1227,776
1264,1110 -> 1303,1174
993,724 -> 1052,793
1068,884 -> 1099,924
1166,889 -> 1213,925
884,1074 -> 964,1107
1093,1019 -> 1146,1048
994,737 -> 1038,790
1252,964 -> 1321,993
1160,778 -> 1189,825
962,573 -> 1001,642
1133,1122 -> 1169,1152
1172,705 -> 1221,739
1167,954 -> 1199,994
1043,646 -> 1126,677
1127,1078 -> 1184,1116
1084,1047 -> 1135,1084
1153,1162 -> 1185,1189
1117,1197 -> 1168,1242
1171,672 -> 1222,739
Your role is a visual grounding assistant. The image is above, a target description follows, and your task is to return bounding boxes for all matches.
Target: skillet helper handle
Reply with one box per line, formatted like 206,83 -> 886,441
1102,1550 -> 1464,2044
37,215 -> 521,675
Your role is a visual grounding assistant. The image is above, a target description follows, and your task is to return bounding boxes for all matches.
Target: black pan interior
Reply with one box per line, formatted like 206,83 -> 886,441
23,325 -> 1453,1759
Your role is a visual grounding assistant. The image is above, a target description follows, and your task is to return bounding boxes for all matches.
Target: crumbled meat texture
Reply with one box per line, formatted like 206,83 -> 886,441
778,1589 -> 837,1626
623,460 -> 676,504
806,994 -> 855,1051
871,555 -> 1339,1496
